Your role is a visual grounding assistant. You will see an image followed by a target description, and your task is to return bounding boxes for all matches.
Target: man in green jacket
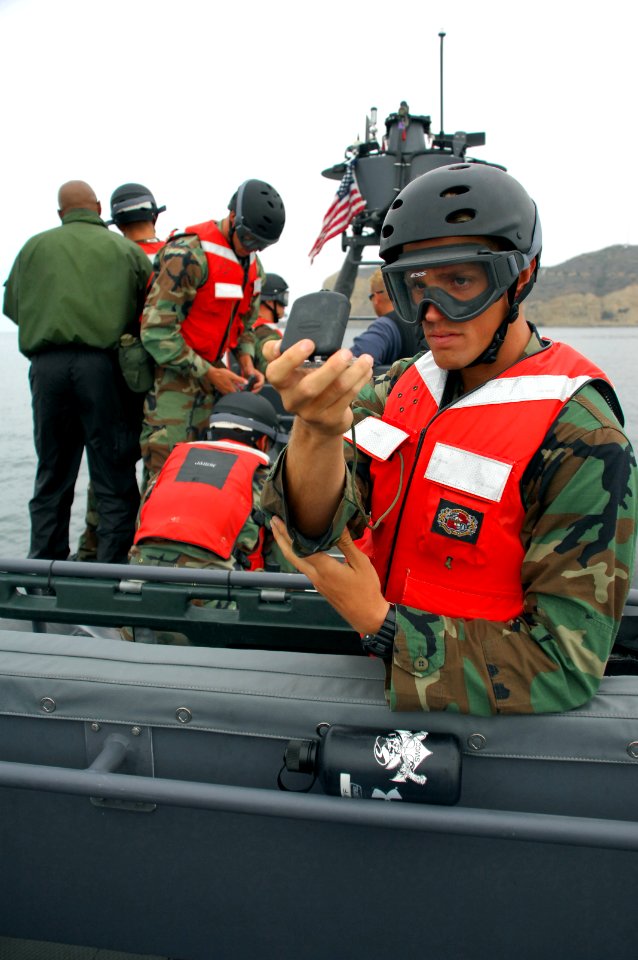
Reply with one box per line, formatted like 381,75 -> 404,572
3,180 -> 151,563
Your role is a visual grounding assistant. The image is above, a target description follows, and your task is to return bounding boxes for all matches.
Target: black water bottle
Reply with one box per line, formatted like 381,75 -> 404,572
284,724 -> 462,805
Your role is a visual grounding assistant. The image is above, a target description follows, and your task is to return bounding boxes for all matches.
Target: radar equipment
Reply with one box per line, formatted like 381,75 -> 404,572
320,35 -> 495,300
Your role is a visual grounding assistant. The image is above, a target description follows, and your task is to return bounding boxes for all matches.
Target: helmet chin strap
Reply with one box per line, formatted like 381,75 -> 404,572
466,286 -> 520,367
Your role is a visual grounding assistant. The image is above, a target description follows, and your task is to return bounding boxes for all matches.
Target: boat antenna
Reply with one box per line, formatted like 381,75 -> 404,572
438,31 -> 446,136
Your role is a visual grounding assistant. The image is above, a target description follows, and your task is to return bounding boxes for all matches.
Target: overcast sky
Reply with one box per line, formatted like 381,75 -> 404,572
0,0 -> 635,332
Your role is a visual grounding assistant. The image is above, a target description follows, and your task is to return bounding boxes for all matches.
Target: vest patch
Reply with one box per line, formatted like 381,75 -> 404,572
214,282 -> 244,299
424,442 -> 512,502
432,498 -> 484,544
347,416 -> 410,461
176,448 -> 237,488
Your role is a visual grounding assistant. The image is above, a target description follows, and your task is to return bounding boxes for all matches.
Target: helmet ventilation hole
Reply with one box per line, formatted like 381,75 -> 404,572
382,224 -> 394,238
445,209 -> 476,224
441,186 -> 470,197
390,198 -> 403,210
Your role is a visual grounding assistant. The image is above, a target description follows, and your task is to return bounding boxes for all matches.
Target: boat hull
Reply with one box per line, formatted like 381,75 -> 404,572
0,630 -> 637,959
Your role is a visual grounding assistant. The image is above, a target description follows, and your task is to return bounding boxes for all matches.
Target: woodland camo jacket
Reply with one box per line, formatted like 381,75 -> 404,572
262,331 -> 638,715
140,229 -> 261,379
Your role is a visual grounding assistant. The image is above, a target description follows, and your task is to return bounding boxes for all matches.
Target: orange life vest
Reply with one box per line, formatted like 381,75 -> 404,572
138,238 -> 165,261
350,341 -> 615,622
134,440 -> 270,564
170,221 -> 260,363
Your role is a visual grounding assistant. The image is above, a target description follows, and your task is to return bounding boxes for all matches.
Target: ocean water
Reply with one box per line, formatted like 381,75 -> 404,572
0,326 -> 637,559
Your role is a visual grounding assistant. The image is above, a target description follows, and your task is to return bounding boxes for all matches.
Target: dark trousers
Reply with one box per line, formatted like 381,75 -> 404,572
28,347 -> 141,563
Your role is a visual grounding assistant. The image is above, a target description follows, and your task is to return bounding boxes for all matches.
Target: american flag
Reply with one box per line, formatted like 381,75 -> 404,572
308,159 -> 366,263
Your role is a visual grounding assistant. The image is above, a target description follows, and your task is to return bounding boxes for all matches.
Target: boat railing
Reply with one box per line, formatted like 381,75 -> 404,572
0,559 -> 636,661
0,558 -> 360,654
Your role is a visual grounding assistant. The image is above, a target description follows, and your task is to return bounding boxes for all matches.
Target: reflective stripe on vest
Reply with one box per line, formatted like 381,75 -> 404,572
134,440 -> 269,559
350,341 -> 615,621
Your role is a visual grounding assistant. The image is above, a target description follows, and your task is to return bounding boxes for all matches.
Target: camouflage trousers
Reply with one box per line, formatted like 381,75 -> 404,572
121,541 -> 235,645
75,482 -> 99,561
140,368 -> 214,487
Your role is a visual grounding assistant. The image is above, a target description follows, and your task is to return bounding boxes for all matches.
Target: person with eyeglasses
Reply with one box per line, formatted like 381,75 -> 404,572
139,179 -> 285,481
350,268 -> 426,366
261,163 -> 637,716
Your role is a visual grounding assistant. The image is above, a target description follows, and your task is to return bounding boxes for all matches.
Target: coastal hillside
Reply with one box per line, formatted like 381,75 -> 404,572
526,245 -> 638,327
328,245 -> 638,326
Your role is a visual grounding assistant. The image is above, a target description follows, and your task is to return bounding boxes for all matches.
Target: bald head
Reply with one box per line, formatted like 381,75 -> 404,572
57,180 -> 100,219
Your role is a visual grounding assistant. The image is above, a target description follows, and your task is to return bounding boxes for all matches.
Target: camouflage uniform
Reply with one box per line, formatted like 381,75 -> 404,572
253,322 -> 282,375
139,231 -> 260,483
125,460 -> 292,644
262,329 -> 638,715
76,484 -> 99,561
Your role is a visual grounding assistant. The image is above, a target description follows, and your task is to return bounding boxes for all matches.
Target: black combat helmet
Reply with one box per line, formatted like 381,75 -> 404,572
379,163 -> 542,364
229,180 -> 285,252
109,183 -> 166,226
261,273 -> 289,306
209,391 -> 286,444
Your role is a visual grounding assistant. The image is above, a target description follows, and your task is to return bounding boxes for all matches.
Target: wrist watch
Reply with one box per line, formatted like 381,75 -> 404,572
361,605 -> 397,661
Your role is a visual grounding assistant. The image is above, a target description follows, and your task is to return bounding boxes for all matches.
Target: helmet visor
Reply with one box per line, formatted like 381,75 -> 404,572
382,245 -> 524,323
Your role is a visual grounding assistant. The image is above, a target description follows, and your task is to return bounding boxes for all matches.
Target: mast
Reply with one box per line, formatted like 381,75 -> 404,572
439,31 -> 446,136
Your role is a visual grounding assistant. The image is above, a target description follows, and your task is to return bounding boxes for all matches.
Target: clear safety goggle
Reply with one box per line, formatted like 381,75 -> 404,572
382,245 -> 526,323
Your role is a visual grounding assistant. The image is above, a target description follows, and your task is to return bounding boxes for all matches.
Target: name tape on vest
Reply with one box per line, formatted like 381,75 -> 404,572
424,442 -> 513,502
346,416 -> 410,461
215,282 -> 244,300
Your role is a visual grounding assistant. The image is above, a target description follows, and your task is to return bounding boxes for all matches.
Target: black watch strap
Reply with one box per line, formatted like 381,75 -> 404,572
361,605 -> 397,661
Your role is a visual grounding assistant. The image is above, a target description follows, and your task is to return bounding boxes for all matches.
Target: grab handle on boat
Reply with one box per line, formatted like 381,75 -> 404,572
0,757 -> 637,853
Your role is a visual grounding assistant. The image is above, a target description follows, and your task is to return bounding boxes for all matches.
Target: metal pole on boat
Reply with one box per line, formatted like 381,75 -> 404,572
439,31 -> 446,136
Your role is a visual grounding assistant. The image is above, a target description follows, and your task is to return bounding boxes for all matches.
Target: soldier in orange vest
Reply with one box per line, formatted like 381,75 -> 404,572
139,180 -> 285,483
261,163 -> 638,716
126,391 -> 292,643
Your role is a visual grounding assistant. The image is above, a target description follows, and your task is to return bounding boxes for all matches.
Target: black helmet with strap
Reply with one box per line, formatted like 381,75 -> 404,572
228,180 -> 285,252
108,183 -> 166,226
261,273 -> 289,306
380,163 -> 542,364
209,391 -> 287,444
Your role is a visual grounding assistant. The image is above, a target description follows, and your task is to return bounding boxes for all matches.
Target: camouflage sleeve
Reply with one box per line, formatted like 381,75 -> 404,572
390,385 -> 638,715
252,324 -> 283,375
234,465 -> 298,572
140,235 -> 212,380
232,255 -> 264,360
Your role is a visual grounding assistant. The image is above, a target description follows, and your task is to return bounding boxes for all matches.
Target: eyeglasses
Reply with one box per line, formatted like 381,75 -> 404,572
368,290 -> 385,300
